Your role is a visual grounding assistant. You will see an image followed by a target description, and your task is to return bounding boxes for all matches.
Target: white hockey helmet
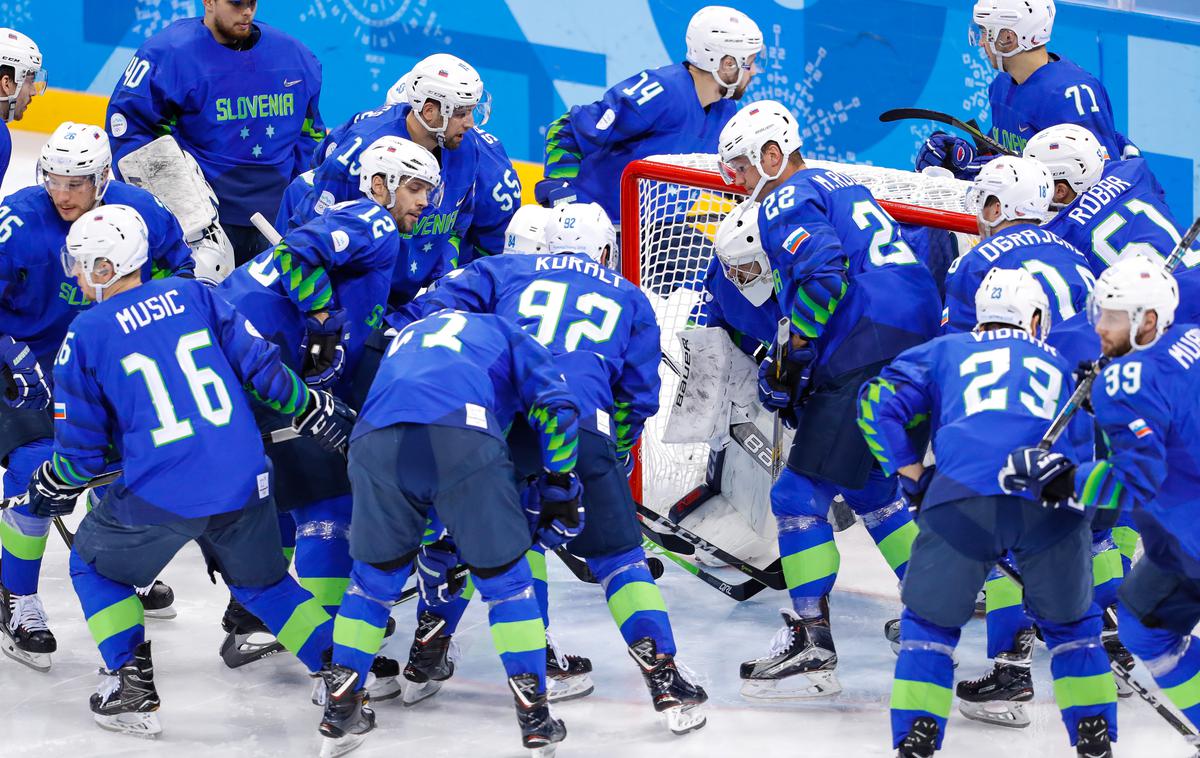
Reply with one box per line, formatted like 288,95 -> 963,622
1023,124 -> 1107,199
545,202 -> 616,267
406,54 -> 490,143
38,122 -> 112,202
0,29 -> 46,122
62,204 -> 149,302
503,204 -> 553,255
191,225 -> 237,287
685,6 -> 763,99
975,266 -> 1051,339
718,100 -> 802,187
385,72 -> 410,107
967,156 -> 1054,230
971,0 -> 1055,67
715,200 -> 773,307
1088,255 -> 1178,352
357,135 -> 442,210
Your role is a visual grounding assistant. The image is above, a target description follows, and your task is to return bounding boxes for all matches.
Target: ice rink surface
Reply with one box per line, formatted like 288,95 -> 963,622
0,134 -> 1190,758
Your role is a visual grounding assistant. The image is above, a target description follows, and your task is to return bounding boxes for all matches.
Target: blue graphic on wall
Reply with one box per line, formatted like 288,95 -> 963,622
1,0 -> 1197,218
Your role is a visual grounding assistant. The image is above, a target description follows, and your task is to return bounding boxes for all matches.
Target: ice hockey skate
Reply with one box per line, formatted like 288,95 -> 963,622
629,636 -> 708,734
740,609 -> 840,700
135,579 -> 176,620
545,630 -> 594,702
90,641 -> 162,738
956,627 -> 1035,728
510,672 -> 566,757
1,586 -> 55,672
317,665 -> 375,758
401,610 -> 457,706
218,597 -> 284,668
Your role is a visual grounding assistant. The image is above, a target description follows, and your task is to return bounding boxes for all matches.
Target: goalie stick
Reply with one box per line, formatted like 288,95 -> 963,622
879,107 -> 1015,157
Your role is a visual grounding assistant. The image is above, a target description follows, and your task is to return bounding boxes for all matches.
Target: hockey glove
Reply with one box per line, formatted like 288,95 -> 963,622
999,447 -> 1080,512
757,347 -> 815,418
618,451 -> 635,478
293,389 -> 356,456
1073,361 -> 1097,415
915,132 -> 987,179
0,337 -> 50,411
898,466 -> 936,514
26,460 -> 85,518
534,179 -> 577,208
415,538 -> 466,605
528,472 -> 585,551
300,309 -> 349,391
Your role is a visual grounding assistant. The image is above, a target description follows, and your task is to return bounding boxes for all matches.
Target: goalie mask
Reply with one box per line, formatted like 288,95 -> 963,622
545,202 -> 616,268
405,54 -> 490,146
1023,124 -> 1107,201
967,156 -> 1054,235
62,204 -> 149,303
715,201 -> 773,307
1088,255 -> 1178,352
685,6 -> 763,100
504,204 -> 553,255
38,122 -> 112,204
975,267 -> 1051,340
0,29 -> 46,123
358,135 -> 442,210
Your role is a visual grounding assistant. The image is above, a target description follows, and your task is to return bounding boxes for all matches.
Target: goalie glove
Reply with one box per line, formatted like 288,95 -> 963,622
292,389 -> 356,455
999,447 -> 1080,513
27,460 -> 85,518
300,309 -> 349,390
524,472 -> 585,551
0,336 -> 50,411
415,538 -> 466,605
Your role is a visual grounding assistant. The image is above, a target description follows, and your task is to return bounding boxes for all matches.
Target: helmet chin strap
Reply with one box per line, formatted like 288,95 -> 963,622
711,67 -> 742,100
1128,310 -> 1162,352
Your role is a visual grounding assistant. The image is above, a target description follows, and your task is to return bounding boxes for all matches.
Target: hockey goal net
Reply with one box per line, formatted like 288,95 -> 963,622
620,154 -> 978,519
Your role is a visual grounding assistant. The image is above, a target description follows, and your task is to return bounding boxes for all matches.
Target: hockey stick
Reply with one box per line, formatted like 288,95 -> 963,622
879,108 -> 1015,157
771,317 -> 789,480
994,562 -> 1196,739
250,212 -> 283,246
641,533 -> 770,601
1162,215 -> 1200,275
392,565 -> 471,607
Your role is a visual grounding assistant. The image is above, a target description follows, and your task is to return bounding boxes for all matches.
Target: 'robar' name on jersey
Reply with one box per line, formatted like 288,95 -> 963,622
1066,175 -> 1135,226
215,92 -> 297,122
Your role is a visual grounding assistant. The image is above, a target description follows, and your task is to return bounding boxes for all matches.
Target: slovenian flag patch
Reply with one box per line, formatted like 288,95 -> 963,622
784,227 -> 811,255
53,402 -> 66,421
1128,418 -> 1152,438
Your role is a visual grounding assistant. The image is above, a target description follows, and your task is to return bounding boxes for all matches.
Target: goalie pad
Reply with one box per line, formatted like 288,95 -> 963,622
117,135 -> 221,241
663,327 -> 758,449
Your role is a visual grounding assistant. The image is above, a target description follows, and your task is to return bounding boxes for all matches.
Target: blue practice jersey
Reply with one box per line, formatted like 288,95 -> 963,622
294,103 -> 480,305
457,127 -> 521,265
356,310 -> 578,471
757,167 -> 942,385
1044,158 -> 1197,274
690,254 -> 783,358
107,18 -> 325,227
942,224 -> 1094,335
1077,325 -> 1200,575
219,198 -> 397,396
988,54 -> 1129,159
860,329 -> 1074,510
391,252 -> 660,452
0,182 -> 194,372
274,169 -> 315,236
543,63 -> 737,221
51,277 -> 311,523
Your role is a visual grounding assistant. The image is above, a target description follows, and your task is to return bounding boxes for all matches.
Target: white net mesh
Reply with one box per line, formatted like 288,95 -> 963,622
629,154 -> 975,515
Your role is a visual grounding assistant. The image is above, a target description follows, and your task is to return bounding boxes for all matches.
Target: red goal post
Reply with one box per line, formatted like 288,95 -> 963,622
618,154 -> 977,512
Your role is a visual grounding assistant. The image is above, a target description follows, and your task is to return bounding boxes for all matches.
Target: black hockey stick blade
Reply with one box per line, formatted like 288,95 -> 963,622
553,546 -> 599,583
880,107 -> 1015,157
392,565 -> 470,606
642,536 -> 770,601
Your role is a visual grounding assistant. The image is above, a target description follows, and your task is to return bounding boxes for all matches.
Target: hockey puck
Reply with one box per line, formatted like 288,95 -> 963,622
648,557 -> 664,579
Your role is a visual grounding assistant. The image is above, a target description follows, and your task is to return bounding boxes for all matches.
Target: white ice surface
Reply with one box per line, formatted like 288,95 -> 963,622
0,132 -> 1190,758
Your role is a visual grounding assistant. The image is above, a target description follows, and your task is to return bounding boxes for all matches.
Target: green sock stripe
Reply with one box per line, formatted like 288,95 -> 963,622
0,518 -> 49,561
333,615 -> 386,656
276,597 -> 331,653
985,575 -> 1023,612
299,577 -> 350,609
1092,548 -> 1123,587
282,546 -> 295,564
1112,526 -> 1139,562
780,540 -> 840,590
526,550 -> 548,582
606,580 -> 668,629
462,575 -> 476,600
491,618 -> 545,655
876,520 -> 918,572
890,678 -> 953,718
86,594 -> 144,646
1163,669 -> 1200,711
1052,672 -> 1118,710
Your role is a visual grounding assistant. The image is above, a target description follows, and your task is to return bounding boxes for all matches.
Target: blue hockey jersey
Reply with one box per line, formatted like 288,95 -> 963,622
543,63 -> 737,221
356,310 -> 579,473
457,127 -> 521,265
757,167 -> 942,385
0,120 -> 10,187
390,252 -> 659,452
106,18 -> 325,227
0,182 -> 194,372
1175,269 -> 1200,326
311,104 -> 390,170
942,224 -> 1094,335
293,103 -> 479,305
274,169 -> 315,238
1077,324 -> 1200,576
51,277 -> 311,523
218,198 -> 397,395
988,54 -> 1129,160
691,254 -> 783,358
859,328 -> 1074,509
1044,158 -> 1197,274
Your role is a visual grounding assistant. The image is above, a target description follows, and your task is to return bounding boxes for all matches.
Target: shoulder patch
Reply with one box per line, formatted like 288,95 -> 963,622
783,227 -> 811,255
1128,418 -> 1153,438
331,229 -> 350,253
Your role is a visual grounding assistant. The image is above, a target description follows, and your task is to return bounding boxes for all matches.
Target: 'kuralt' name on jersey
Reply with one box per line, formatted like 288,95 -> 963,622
1066,174 -> 1135,226
1169,327 -> 1200,369
115,290 -> 186,334
972,227 -> 1079,263
534,255 -> 623,288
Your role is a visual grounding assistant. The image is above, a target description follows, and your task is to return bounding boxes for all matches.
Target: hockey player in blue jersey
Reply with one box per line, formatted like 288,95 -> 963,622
715,101 -> 940,698
291,53 -> 487,306
0,123 -> 196,670
106,0 -> 325,264
1024,124 -> 1199,274
943,156 -> 1094,334
216,136 -> 438,676
537,5 -> 761,220
457,126 -> 522,264
0,29 -> 46,185
917,0 -> 1133,179
311,74 -> 410,169
21,204 -> 355,737
317,310 -> 580,757
391,202 -> 709,734
860,268 -> 1117,758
